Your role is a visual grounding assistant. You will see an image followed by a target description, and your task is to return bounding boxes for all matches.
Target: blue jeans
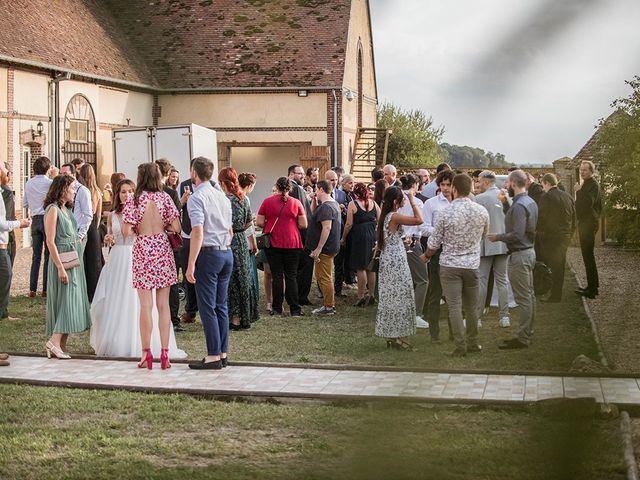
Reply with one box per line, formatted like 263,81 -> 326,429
30,215 -> 49,293
194,249 -> 233,356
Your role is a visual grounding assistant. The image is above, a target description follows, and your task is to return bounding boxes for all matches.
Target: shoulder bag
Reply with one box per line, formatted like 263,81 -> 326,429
256,200 -> 287,250
59,250 -> 81,270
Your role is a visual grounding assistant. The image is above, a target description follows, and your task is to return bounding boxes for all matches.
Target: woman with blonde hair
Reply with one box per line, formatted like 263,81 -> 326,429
77,163 -> 104,301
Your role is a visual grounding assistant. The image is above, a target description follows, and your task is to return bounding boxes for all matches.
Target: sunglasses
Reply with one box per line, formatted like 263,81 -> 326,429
367,186 -> 375,191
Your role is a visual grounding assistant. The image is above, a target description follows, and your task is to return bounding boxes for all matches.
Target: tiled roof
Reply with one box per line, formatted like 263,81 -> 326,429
570,112 -> 621,168
103,0 -> 351,89
1,0 -> 352,90
0,0 -> 158,87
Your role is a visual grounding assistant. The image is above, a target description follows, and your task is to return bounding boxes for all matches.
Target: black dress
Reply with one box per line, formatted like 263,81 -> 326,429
349,201 -> 377,270
83,214 -> 104,303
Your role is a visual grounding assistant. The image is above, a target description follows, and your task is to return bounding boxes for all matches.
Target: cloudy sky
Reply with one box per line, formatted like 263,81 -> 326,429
369,0 -> 640,164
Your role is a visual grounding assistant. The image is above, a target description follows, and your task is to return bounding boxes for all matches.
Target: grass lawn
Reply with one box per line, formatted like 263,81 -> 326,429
0,272 -> 600,372
0,384 -> 625,480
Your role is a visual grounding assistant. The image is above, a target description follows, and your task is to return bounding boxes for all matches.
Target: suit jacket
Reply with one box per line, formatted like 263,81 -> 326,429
537,187 -> 576,237
289,179 -> 312,220
527,182 -> 544,205
575,177 -> 602,226
1,185 -> 15,245
474,186 -> 508,256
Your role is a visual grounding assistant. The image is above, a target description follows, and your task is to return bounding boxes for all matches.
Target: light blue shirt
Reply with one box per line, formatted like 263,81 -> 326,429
187,181 -> 232,247
422,180 -> 438,199
22,175 -> 52,216
73,181 -> 93,240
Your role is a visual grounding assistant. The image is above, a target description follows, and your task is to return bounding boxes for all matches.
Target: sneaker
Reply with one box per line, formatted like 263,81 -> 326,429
478,319 -> 482,328
499,317 -> 511,328
415,316 -> 429,329
312,306 -> 336,315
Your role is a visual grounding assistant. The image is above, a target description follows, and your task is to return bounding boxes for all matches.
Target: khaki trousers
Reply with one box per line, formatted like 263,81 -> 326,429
315,253 -> 335,307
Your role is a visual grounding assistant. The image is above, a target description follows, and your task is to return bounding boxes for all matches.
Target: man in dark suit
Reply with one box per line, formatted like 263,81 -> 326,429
574,160 -> 602,299
526,173 -> 544,205
178,168 -> 221,324
288,164 -> 313,305
325,169 -> 349,296
156,159 -> 184,332
536,173 -> 576,302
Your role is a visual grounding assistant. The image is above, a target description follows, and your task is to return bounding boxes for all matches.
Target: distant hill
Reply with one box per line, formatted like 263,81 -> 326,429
440,143 -> 515,169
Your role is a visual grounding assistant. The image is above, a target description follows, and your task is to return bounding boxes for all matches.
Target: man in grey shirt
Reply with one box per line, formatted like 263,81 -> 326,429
474,170 -> 510,327
489,170 -> 538,350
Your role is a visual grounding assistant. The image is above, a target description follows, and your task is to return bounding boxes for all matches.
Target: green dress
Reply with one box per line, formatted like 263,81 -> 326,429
45,205 -> 92,336
228,195 -> 260,327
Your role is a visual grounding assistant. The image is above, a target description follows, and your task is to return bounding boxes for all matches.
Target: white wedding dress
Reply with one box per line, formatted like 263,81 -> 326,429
90,213 -> 187,359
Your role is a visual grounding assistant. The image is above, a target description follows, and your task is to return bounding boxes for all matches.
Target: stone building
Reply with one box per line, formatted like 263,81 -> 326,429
1,0 -> 379,239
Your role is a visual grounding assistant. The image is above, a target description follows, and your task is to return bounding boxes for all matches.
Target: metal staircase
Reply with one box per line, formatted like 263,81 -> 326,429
350,128 -> 392,183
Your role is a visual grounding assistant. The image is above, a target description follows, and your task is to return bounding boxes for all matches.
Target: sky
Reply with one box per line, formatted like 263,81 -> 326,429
369,0 -> 640,164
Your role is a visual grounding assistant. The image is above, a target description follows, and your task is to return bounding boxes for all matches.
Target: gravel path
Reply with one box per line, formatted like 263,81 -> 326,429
9,247 -> 39,296
567,246 -> 640,373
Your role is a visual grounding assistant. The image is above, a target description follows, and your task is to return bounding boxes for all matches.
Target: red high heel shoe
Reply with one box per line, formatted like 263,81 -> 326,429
160,348 -> 171,370
138,348 -> 153,370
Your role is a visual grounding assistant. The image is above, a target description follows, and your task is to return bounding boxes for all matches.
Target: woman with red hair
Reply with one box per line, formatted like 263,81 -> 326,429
218,167 -> 259,329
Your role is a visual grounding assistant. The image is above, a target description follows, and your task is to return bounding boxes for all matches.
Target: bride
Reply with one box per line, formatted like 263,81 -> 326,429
90,179 -> 187,359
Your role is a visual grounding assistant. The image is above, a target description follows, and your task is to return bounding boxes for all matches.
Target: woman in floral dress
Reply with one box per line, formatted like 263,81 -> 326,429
218,167 -> 259,330
375,187 -> 423,350
122,163 -> 181,369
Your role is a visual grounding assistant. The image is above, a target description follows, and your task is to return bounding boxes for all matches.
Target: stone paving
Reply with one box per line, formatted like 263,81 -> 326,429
3,355 -> 640,405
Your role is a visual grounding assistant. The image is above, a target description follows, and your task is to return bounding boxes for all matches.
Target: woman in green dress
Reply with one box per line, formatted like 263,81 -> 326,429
44,174 -> 92,359
218,167 -> 259,330
239,172 -> 260,314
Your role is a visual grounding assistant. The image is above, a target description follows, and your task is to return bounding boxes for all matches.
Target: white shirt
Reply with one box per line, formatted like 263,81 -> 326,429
0,195 -> 20,244
397,190 -> 423,238
73,181 -> 93,240
421,192 -> 451,238
22,175 -> 52,216
187,182 -> 232,247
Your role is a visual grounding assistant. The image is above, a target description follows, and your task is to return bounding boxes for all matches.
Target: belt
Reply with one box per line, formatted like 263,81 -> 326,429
0,244 -> 7,250
201,245 -> 231,251
509,247 -> 533,253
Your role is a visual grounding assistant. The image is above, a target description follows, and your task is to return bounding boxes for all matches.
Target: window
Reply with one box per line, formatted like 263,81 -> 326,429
68,119 -> 89,143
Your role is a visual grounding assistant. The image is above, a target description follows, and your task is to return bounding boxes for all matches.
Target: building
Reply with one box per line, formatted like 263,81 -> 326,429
1,0 -> 380,230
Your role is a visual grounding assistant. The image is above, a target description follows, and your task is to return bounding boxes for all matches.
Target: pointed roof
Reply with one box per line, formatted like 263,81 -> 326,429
0,0 -> 353,90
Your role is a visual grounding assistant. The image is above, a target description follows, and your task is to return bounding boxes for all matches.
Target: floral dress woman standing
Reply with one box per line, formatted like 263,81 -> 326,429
219,167 -> 259,330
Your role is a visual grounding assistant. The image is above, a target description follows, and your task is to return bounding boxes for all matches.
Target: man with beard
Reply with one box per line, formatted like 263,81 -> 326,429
304,167 -> 319,195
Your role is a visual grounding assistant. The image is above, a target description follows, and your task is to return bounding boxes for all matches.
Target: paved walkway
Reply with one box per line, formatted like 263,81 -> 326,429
3,355 -> 640,405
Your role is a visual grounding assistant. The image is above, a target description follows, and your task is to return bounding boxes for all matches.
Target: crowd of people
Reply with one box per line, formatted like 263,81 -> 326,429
0,153 -> 602,366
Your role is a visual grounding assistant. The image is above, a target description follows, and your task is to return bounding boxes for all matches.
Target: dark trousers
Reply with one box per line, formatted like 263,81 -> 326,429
181,238 -> 199,315
578,222 -> 599,292
266,247 -> 301,314
333,243 -> 346,293
194,249 -> 233,356
0,250 -> 11,318
538,234 -> 571,300
423,247 -> 444,340
297,247 -> 314,304
169,249 -> 181,327
8,232 -> 15,266
29,215 -> 49,293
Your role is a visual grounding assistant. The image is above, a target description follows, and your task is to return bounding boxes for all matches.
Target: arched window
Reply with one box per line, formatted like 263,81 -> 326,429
63,94 -> 96,169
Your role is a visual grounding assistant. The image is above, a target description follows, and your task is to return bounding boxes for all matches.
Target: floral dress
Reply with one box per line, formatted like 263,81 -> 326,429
375,212 -> 416,338
228,194 -> 260,327
122,191 -> 179,290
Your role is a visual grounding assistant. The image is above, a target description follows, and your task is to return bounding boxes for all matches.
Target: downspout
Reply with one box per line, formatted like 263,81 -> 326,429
50,72 -> 71,167
332,89 -> 338,167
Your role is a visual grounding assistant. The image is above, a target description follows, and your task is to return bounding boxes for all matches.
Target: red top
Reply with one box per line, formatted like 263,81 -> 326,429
257,194 -> 304,249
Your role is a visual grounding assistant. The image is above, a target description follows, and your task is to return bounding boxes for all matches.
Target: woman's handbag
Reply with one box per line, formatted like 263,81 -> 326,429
167,232 -> 184,251
256,201 -> 287,250
367,248 -> 380,273
59,250 -> 81,270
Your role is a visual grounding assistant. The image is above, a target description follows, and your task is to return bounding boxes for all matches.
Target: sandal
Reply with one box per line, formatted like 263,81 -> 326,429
386,338 -> 415,351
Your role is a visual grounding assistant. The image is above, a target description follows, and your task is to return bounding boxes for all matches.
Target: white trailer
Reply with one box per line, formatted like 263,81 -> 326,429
112,124 -> 217,183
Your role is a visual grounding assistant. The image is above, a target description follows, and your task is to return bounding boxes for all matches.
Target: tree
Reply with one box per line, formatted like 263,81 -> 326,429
377,102 -> 445,168
597,75 -> 640,245
440,143 -> 513,169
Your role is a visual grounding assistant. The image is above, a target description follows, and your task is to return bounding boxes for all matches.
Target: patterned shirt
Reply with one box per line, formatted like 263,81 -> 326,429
427,197 -> 490,270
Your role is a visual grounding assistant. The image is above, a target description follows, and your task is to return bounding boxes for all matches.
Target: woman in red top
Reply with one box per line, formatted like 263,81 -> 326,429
256,177 -> 307,316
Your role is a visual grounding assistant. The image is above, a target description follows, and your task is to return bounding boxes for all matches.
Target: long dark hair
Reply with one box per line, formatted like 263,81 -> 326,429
77,164 -> 101,208
112,179 -> 135,213
376,186 -> 403,250
44,175 -> 75,209
135,163 -> 163,203
373,178 -> 387,207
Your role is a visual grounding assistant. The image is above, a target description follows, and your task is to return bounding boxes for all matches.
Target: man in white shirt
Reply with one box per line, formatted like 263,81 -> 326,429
425,173 -> 489,357
1,161 -> 31,320
397,174 -> 429,329
23,156 -> 53,297
60,163 -> 92,246
420,169 -> 454,342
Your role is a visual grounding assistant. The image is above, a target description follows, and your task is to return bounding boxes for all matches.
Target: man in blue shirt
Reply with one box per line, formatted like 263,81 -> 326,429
186,157 -> 233,370
488,170 -> 538,350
